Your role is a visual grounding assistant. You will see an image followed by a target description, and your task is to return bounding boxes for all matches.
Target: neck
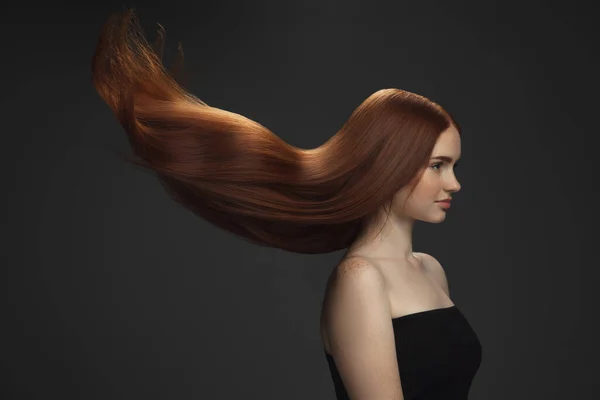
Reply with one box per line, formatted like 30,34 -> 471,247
346,209 -> 416,261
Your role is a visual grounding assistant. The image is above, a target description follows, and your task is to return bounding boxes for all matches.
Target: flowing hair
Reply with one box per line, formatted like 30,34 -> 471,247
91,9 -> 461,254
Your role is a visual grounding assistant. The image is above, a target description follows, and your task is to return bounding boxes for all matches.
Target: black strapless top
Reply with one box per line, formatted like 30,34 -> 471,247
324,305 -> 482,400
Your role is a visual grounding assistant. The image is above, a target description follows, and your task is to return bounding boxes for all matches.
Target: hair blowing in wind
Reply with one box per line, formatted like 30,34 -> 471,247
91,9 -> 461,254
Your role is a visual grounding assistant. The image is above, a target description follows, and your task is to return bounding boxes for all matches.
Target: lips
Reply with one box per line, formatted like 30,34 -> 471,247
436,199 -> 452,203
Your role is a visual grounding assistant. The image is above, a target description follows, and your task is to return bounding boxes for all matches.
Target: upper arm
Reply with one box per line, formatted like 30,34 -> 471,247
325,258 -> 404,400
417,252 -> 450,296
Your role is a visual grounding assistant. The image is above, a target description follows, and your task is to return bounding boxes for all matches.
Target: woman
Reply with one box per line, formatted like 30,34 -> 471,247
91,9 -> 482,399
320,122 -> 482,399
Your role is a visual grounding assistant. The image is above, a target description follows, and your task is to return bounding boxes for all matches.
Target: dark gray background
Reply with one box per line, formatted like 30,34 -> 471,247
4,1 -> 598,399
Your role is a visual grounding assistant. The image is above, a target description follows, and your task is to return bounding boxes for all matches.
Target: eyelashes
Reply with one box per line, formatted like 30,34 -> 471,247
431,162 -> 460,171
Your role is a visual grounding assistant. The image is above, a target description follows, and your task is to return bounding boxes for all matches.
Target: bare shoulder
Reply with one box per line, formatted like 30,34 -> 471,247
323,256 -> 387,317
322,256 -> 404,398
414,252 -> 450,296
332,255 -> 386,289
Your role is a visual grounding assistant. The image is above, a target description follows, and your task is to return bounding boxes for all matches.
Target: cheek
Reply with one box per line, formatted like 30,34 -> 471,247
418,174 -> 441,194
411,181 -> 436,199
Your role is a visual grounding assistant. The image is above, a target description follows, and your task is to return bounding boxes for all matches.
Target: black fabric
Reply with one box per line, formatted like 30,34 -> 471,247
324,305 -> 482,399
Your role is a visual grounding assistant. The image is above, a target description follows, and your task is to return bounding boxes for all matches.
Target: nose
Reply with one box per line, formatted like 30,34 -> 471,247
445,173 -> 461,194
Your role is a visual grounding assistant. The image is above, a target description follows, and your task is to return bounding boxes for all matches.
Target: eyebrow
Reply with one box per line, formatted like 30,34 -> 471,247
431,156 -> 460,163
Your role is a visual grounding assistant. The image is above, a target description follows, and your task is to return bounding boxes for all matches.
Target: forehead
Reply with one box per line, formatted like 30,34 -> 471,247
431,125 -> 461,159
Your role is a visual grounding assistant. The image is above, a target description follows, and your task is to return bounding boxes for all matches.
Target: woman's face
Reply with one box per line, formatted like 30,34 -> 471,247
394,124 -> 462,223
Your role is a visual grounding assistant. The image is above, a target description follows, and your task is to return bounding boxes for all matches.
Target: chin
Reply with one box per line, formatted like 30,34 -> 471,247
423,213 -> 447,224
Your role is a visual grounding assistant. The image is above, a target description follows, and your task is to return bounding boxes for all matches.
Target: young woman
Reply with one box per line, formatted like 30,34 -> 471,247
320,122 -> 482,399
91,9 -> 482,399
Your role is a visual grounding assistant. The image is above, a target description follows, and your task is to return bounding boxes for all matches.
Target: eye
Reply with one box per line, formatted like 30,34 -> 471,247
431,162 -> 460,171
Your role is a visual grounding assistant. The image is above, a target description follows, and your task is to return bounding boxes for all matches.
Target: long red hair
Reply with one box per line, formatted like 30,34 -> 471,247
91,9 -> 461,254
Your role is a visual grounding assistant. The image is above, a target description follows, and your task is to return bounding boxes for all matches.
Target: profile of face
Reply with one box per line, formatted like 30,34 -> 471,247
393,124 -> 462,223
